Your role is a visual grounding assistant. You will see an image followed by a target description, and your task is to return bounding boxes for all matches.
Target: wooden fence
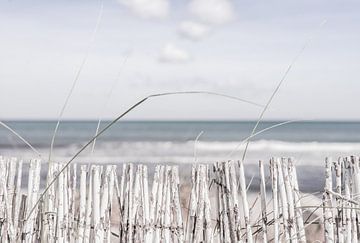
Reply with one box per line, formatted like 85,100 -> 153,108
0,155 -> 359,242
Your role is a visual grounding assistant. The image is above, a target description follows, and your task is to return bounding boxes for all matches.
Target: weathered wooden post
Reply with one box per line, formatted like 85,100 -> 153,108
270,158 -> 279,243
288,158 -> 306,242
77,165 -> 87,241
238,160 -> 253,243
259,160 -> 268,243
323,157 -> 335,243
24,159 -> 41,242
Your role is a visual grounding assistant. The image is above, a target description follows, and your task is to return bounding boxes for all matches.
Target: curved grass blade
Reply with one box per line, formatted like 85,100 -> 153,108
0,121 -> 41,157
91,54 -> 129,154
193,131 -> 204,162
48,0 -> 104,163
239,20 -> 327,164
25,90 -> 263,221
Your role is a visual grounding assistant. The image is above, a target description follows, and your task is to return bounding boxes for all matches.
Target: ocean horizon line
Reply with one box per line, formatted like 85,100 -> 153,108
2,119 -> 360,123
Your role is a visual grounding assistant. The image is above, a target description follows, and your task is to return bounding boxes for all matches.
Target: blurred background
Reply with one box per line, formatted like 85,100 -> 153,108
0,0 -> 359,168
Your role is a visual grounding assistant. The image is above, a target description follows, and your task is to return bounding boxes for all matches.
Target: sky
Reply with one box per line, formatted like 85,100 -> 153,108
0,0 -> 359,120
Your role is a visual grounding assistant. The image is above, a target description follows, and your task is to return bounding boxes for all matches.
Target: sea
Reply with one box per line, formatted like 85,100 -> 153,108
1,120 -> 360,191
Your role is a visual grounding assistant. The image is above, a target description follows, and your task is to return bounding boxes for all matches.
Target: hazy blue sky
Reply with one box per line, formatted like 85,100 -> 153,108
0,0 -> 359,120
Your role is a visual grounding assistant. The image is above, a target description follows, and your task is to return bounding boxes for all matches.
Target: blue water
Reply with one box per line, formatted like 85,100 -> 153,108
2,120 -> 359,192
2,120 -> 360,145
1,120 -> 360,165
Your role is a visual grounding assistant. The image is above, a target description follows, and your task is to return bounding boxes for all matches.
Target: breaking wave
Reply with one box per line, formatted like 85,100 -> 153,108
2,140 -> 360,165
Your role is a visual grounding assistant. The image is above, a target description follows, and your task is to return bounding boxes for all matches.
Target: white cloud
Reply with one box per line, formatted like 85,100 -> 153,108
159,43 -> 191,63
189,0 -> 235,25
119,0 -> 169,19
178,21 -> 210,41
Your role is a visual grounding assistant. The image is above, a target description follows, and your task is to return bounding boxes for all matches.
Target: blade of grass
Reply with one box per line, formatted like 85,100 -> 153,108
26,90 -> 264,221
240,48 -> 306,163
0,121 -> 41,157
193,131 -> 204,162
91,54 -> 129,154
227,119 -> 306,158
48,0 -> 104,163
239,20 -> 327,164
